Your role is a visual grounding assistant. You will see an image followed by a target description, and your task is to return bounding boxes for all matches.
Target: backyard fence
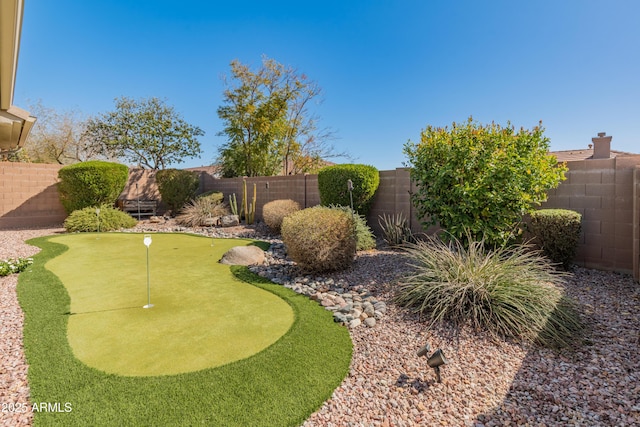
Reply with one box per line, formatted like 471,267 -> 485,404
1,158 -> 639,280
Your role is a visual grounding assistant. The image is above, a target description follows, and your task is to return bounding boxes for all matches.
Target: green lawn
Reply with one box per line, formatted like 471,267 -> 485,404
18,233 -> 352,426
47,233 -> 293,376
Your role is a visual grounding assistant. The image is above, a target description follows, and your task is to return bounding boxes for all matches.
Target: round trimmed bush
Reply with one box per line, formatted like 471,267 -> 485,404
281,206 -> 356,273
156,169 -> 200,215
262,199 -> 301,233
57,161 -> 129,214
529,209 -> 582,269
318,164 -> 379,215
64,205 -> 137,232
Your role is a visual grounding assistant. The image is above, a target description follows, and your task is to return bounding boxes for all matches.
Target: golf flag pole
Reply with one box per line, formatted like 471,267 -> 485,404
143,234 -> 154,308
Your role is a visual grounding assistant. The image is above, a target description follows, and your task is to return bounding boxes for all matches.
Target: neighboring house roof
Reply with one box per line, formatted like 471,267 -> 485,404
550,148 -> 637,162
185,165 -> 223,178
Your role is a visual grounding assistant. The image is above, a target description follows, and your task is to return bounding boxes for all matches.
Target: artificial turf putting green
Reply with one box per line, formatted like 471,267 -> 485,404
45,233 -> 293,376
19,233 -> 352,426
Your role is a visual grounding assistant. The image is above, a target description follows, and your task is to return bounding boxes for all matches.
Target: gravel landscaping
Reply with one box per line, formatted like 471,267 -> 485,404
1,223 -> 639,426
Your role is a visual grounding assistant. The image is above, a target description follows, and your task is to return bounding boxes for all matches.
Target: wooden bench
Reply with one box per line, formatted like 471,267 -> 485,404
118,199 -> 158,219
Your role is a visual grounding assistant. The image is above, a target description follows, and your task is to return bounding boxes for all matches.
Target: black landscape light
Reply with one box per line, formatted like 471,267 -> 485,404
417,344 -> 447,383
427,349 -> 447,383
417,343 -> 431,357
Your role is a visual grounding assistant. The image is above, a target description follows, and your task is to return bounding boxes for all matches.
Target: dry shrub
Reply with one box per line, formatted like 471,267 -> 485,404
263,199 -> 301,232
176,197 -> 229,227
281,206 -> 356,273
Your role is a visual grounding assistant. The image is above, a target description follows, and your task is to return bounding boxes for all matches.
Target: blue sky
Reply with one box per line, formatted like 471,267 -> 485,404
14,0 -> 640,170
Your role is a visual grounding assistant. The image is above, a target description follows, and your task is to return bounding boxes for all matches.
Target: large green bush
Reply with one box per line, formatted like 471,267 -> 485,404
57,161 -> 129,214
394,233 -> 583,348
403,118 -> 567,247
64,205 -> 137,232
262,199 -> 301,233
529,209 -> 582,269
281,206 -> 356,273
156,169 -> 200,214
318,164 -> 379,215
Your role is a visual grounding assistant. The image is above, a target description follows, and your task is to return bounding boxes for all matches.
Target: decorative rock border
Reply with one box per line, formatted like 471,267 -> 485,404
249,242 -> 386,328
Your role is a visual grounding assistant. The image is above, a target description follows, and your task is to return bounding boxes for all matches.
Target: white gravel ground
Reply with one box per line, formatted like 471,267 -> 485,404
1,224 -> 639,427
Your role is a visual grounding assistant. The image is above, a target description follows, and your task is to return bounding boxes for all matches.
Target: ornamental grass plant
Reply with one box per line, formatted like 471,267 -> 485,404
175,197 -> 230,227
394,234 -> 583,348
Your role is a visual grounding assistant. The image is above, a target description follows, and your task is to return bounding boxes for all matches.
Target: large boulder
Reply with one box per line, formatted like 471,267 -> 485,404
220,214 -> 240,227
219,246 -> 265,266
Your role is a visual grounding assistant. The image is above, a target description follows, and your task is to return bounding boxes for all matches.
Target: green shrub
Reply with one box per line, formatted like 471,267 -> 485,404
394,233 -> 583,348
378,212 -> 415,247
64,205 -> 137,232
156,169 -> 200,215
403,118 -> 567,247
318,164 -> 380,215
175,197 -> 230,227
57,161 -> 129,214
262,199 -> 301,233
281,206 -> 356,273
0,257 -> 33,277
329,205 -> 376,251
529,209 -> 582,269
197,191 -> 224,204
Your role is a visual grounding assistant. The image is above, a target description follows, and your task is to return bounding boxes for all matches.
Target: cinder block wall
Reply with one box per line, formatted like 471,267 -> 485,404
201,174 -> 319,219
541,156 -> 640,278
205,168 -> 429,234
4,160 -> 638,280
367,168 -> 427,235
0,162 -> 66,228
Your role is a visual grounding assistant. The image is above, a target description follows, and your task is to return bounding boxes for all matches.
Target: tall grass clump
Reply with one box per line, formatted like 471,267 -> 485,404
378,212 -> 415,247
175,197 -> 229,227
394,234 -> 583,348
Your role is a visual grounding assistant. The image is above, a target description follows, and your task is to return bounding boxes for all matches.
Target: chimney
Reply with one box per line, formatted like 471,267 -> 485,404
591,132 -> 612,159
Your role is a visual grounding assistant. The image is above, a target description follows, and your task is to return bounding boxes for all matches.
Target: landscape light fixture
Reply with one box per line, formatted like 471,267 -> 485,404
417,343 -> 447,383
417,343 -> 431,357
347,179 -> 354,210
143,234 -> 154,309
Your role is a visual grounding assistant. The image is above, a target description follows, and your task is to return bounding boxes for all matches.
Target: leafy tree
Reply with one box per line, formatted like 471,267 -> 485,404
403,117 -> 567,247
216,56 -> 344,177
84,97 -> 203,170
14,100 -> 103,164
